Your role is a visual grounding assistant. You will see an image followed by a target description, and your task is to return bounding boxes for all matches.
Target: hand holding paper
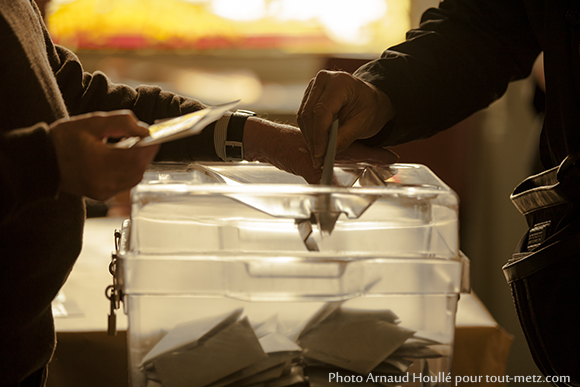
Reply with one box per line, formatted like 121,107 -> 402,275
112,101 -> 240,149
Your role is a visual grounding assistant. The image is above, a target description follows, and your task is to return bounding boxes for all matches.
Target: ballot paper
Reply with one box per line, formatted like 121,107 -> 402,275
153,317 -> 267,387
112,100 -> 239,148
253,314 -> 281,338
390,337 -> 447,359
139,304 -> 444,387
302,335 -> 444,387
298,307 -> 415,374
140,309 -> 243,366
250,365 -> 306,387
207,332 -> 302,387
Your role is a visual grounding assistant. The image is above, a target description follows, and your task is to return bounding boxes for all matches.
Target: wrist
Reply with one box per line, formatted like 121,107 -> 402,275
243,118 -> 306,167
241,117 -> 268,162
213,109 -> 256,161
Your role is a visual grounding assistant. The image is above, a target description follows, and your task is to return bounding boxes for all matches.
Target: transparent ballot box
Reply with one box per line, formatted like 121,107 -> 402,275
112,162 -> 469,387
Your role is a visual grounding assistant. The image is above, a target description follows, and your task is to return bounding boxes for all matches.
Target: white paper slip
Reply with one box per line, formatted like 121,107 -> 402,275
112,100 -> 240,148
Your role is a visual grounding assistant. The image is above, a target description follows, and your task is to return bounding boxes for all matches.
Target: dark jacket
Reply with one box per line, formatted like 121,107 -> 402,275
356,0 -> 579,169
0,1 -> 217,383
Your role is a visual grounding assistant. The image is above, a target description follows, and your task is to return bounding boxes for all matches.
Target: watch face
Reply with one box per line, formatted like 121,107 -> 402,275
224,110 -> 253,161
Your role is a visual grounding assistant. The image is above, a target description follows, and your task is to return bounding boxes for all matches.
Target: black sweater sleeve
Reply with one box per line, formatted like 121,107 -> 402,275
49,42 -> 220,161
355,0 -> 541,147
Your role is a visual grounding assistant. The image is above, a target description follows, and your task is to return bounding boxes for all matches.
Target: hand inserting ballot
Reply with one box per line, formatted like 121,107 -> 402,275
296,70 -> 396,170
242,116 -> 398,184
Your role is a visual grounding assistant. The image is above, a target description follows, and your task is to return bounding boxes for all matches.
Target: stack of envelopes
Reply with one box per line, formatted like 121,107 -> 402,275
139,304 -> 444,387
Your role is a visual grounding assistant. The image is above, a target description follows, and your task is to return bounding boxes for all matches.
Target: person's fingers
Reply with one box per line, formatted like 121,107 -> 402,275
105,144 -> 159,192
299,72 -> 331,159
311,95 -> 339,153
333,114 -> 371,154
297,78 -> 315,163
299,71 -> 385,167
331,78 -> 394,155
86,143 -> 159,200
49,111 -> 158,201
296,77 -> 314,132
85,110 -> 151,140
304,72 -> 356,165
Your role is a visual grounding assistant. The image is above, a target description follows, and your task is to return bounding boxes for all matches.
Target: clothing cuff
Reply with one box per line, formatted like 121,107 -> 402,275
155,120 -> 220,162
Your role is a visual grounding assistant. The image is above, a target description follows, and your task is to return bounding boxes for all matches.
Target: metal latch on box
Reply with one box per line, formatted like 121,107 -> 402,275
106,229 -> 124,336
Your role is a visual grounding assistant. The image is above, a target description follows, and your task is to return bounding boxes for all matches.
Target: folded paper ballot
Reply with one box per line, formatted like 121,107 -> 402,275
112,100 -> 239,148
154,317 -> 267,387
207,332 -> 301,387
139,304 -> 444,387
140,309 -> 243,366
297,306 -> 415,375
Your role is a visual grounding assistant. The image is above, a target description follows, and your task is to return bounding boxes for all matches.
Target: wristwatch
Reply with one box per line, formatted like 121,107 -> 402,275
214,109 -> 256,161
225,109 -> 255,161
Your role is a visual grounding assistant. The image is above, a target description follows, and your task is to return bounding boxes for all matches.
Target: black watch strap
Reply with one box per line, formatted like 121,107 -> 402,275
225,110 -> 255,161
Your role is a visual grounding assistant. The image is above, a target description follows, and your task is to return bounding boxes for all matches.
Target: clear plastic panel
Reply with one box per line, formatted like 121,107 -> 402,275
125,293 -> 459,387
129,162 -> 459,259
119,162 -> 465,387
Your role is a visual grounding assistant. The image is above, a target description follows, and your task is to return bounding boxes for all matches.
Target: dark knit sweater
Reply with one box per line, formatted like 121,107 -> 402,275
0,1 -> 218,383
355,0 -> 580,170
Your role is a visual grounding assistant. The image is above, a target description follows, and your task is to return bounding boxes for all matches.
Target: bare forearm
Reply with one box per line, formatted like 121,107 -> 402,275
244,118 -> 306,163
242,117 -> 397,184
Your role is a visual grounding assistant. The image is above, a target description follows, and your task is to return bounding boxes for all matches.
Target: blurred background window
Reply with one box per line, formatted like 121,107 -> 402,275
45,0 -> 422,113
48,0 -> 410,53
